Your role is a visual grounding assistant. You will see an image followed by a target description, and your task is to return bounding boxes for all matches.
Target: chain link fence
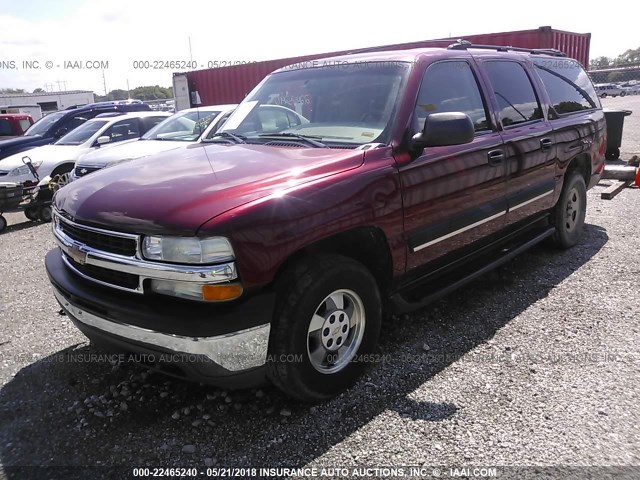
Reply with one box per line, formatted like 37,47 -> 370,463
588,64 -> 640,98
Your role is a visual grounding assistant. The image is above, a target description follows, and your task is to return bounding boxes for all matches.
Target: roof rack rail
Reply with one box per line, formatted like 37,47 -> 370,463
345,39 -> 455,55
447,40 -> 567,57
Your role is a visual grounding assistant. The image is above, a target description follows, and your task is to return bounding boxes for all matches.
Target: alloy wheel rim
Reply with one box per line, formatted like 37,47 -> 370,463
306,289 -> 365,374
564,187 -> 581,232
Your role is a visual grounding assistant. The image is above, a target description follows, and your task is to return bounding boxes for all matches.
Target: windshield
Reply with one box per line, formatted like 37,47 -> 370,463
55,120 -> 108,146
142,110 -> 221,141
219,61 -> 410,146
23,111 -> 66,136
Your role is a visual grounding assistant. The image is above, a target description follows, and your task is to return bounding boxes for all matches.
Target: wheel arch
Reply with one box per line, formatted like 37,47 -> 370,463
273,226 -> 394,294
566,153 -> 591,187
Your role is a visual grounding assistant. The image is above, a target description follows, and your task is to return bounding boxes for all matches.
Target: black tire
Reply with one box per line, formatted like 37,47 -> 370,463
620,91 -> 626,97
0,215 -> 6,233
267,255 -> 382,402
605,147 -> 620,160
600,93 -> 607,98
38,206 -> 52,223
549,171 -> 587,249
24,206 -> 39,221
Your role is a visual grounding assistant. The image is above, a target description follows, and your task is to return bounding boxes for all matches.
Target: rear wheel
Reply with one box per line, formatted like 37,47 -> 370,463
0,215 -> 6,233
549,171 -> 587,249
267,255 -> 382,402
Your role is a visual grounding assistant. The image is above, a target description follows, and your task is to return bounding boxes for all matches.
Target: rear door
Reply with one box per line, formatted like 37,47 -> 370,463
480,60 -> 556,227
398,59 -> 508,271
531,58 -> 604,192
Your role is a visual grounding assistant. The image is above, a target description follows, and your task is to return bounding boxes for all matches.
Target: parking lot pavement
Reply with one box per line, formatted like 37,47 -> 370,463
1,187 -> 640,476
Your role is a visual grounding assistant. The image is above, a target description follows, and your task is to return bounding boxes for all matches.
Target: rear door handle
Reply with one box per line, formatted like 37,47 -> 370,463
487,149 -> 504,166
540,137 -> 553,152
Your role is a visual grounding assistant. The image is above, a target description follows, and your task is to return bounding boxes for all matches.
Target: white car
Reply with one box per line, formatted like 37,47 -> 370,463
594,83 -> 623,98
0,111 -> 170,186
72,105 -> 236,180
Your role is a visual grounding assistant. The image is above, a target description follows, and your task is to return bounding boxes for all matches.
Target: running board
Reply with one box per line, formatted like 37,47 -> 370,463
390,227 -> 555,313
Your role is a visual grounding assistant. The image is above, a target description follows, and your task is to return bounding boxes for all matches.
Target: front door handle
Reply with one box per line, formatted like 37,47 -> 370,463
487,149 -> 504,166
540,137 -> 553,152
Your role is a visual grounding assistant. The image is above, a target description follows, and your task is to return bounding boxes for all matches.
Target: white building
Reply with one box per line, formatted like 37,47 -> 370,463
0,90 -> 95,116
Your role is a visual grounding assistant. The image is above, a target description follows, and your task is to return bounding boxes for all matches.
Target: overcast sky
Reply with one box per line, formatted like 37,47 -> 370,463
1,0 -> 637,95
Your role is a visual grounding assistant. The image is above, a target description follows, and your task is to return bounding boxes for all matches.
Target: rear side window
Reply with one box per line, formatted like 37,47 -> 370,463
484,61 -> 543,127
414,61 -> 489,133
19,119 -> 32,132
533,59 -> 599,115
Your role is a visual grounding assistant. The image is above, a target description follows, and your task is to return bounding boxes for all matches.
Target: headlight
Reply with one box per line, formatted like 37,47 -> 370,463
9,161 -> 42,176
142,236 -> 234,264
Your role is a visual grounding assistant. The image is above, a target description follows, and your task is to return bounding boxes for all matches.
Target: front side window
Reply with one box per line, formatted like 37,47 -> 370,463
533,59 -> 599,115
413,60 -> 489,134
484,61 -> 543,127
219,61 -> 410,146
143,110 -> 220,141
55,120 -> 108,145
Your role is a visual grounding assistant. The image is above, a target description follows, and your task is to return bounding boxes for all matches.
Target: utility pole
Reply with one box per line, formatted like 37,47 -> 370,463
127,79 -> 130,99
102,69 -> 108,96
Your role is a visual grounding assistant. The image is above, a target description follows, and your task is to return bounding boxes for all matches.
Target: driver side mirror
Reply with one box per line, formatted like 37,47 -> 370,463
411,112 -> 475,153
96,136 -> 111,146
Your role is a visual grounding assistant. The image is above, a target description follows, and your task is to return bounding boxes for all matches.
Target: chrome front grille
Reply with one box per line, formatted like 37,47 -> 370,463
58,219 -> 137,256
51,208 -> 238,295
73,166 -> 102,178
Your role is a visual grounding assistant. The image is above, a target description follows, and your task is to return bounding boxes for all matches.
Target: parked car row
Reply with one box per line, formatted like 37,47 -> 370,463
594,81 -> 640,98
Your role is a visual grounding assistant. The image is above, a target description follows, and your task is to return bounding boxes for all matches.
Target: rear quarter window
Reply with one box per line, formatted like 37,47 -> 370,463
533,59 -> 599,115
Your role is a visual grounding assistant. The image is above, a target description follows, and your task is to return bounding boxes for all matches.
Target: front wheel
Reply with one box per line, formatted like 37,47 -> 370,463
267,255 -> 382,402
38,206 -> 52,222
549,171 -> 587,249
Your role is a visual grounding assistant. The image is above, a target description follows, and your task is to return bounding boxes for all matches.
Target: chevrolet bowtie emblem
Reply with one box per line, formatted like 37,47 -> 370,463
68,244 -> 87,265
80,168 -> 87,174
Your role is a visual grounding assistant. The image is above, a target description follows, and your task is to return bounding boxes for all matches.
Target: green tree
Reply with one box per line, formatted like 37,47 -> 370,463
590,56 -> 613,69
32,88 -> 45,93
615,47 -> 640,65
607,71 -> 623,82
0,88 -> 26,94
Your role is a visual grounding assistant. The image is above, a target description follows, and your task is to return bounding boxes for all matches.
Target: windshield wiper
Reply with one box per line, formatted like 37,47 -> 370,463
205,132 -> 247,144
258,133 -> 327,148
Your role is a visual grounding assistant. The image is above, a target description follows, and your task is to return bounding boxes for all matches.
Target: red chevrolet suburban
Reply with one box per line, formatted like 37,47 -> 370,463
46,43 -> 605,401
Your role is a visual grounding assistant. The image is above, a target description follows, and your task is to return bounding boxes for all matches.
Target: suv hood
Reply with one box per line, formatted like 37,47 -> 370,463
55,143 -> 365,235
77,139 -> 189,167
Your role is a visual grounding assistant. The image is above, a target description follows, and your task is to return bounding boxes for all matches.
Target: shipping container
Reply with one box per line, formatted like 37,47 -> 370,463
173,26 -> 591,109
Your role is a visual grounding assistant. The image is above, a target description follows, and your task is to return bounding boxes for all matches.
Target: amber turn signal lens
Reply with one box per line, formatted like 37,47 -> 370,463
201,283 -> 243,301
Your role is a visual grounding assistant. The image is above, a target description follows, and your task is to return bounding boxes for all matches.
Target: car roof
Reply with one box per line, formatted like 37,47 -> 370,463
85,111 -> 171,124
275,46 -> 579,73
180,104 -> 237,113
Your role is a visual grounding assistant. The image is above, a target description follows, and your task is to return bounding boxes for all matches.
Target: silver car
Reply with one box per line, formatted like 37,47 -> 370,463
71,105 -> 236,180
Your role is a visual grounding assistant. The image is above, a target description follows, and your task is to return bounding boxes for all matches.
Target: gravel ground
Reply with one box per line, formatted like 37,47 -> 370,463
1,117 -> 640,479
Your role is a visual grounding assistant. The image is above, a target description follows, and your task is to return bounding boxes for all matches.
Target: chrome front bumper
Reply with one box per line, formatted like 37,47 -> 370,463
53,288 -> 271,372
